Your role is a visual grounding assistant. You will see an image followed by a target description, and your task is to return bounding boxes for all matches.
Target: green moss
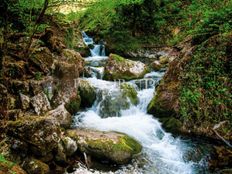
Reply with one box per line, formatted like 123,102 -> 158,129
111,54 -> 125,62
65,94 -> 81,115
118,135 -> 142,154
120,83 -> 138,105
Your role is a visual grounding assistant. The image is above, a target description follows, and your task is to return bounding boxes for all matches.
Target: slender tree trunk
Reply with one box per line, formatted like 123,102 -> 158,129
24,0 -> 49,58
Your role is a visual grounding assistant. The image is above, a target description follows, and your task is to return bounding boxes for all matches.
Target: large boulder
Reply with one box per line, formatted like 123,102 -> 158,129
31,92 -> 51,115
66,129 -> 142,164
103,54 -> 148,81
98,83 -> 138,117
120,83 -> 139,105
77,79 -> 96,108
54,49 -> 85,80
7,116 -> 61,156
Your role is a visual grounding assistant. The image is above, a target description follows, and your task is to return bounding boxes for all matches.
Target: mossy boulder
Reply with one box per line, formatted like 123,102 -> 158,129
98,83 -> 138,117
0,157 -> 26,174
29,47 -> 54,74
77,79 -> 96,108
64,94 -> 81,115
103,54 -> 148,81
7,116 -> 61,156
66,129 -> 142,164
120,83 -> 139,105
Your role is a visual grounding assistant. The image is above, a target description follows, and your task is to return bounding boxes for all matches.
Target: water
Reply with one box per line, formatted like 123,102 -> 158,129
70,33 -> 209,174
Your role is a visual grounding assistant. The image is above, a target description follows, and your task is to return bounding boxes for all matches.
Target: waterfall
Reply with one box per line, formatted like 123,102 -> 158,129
70,33 -> 209,174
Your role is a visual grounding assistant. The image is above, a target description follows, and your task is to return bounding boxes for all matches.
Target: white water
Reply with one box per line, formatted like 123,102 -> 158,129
73,77 -> 195,174
71,32 -> 200,174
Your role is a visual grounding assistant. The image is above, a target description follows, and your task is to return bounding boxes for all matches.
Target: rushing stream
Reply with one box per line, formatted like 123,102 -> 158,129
70,33 -> 209,174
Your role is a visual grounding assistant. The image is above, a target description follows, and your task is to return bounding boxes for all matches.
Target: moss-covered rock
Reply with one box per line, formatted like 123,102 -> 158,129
77,79 -> 96,108
31,92 -> 51,115
65,94 -> 81,115
66,129 -> 142,164
46,104 -> 72,128
29,47 -> 54,74
22,158 -> 49,174
120,83 -> 139,105
103,54 -> 148,81
7,116 -> 61,156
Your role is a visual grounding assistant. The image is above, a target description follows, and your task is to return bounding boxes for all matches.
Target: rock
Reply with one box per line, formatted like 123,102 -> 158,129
209,146 -> 232,172
151,60 -> 162,71
7,95 -> 17,110
62,137 -> 77,156
46,104 -> 72,128
19,93 -> 30,110
29,47 -> 54,74
31,92 -> 51,115
98,83 -> 138,117
22,158 -> 49,174
98,91 -> 130,117
9,80 -> 29,95
29,76 -> 53,95
64,94 -> 81,115
55,142 -> 67,165
0,158 -> 27,174
5,61 -> 27,79
7,116 -> 61,156
54,49 -> 84,80
62,49 -> 84,65
159,55 -> 170,64
120,83 -> 139,105
40,28 -> 66,53
103,54 -> 148,81
66,129 -> 142,164
54,61 -> 80,80
77,79 -> 96,108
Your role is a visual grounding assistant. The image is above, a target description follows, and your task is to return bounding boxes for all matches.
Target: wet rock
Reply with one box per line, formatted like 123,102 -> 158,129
7,116 -> 61,156
31,92 -> 51,115
46,104 -> 72,128
104,54 -> 147,81
19,93 -> 30,110
22,158 -> 49,174
62,137 -> 77,156
151,60 -> 162,71
29,47 -> 54,74
66,129 -> 142,164
120,83 -> 139,105
77,79 -> 96,108
64,94 -> 81,115
99,91 -> 130,117
0,158 -> 27,174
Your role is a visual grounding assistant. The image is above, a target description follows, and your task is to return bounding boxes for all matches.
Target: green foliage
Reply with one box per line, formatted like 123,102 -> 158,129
34,72 -> 42,80
180,34 -> 232,124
